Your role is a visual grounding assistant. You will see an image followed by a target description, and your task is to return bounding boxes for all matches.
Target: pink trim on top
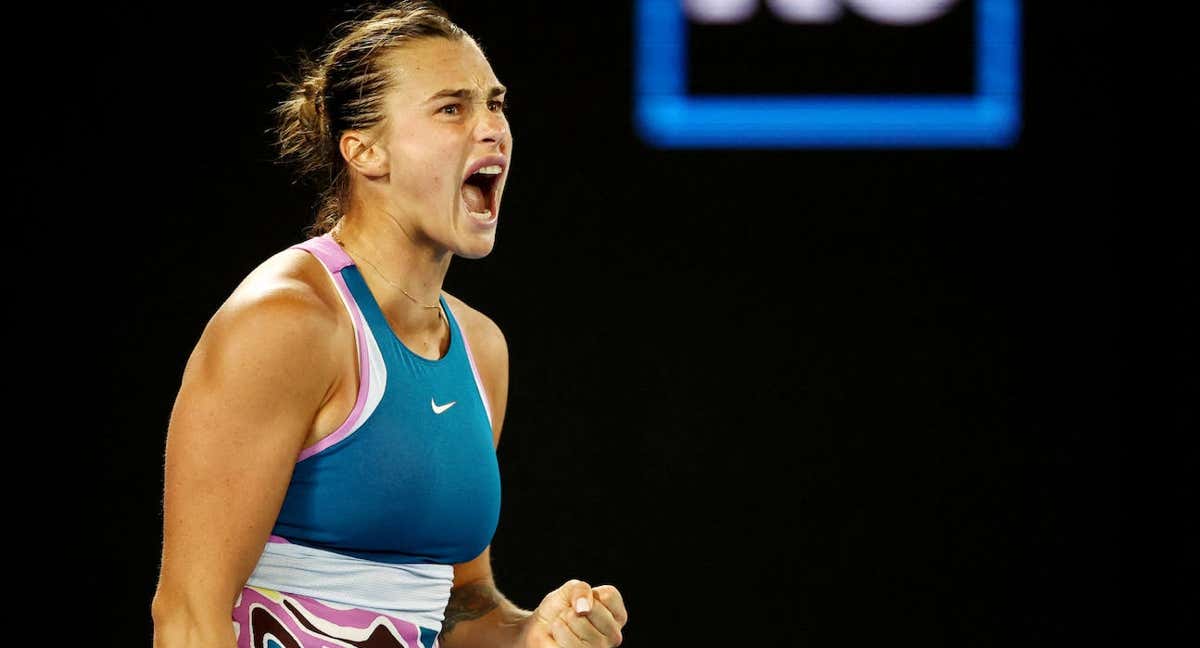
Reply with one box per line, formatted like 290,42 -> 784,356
293,232 -> 355,272
267,534 -> 292,544
453,309 -> 494,428
287,235 -> 373,462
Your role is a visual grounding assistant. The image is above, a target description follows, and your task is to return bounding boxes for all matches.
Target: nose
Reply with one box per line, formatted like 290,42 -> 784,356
475,107 -> 508,147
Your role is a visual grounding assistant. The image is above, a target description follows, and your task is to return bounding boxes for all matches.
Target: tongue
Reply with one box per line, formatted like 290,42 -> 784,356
461,183 -> 488,213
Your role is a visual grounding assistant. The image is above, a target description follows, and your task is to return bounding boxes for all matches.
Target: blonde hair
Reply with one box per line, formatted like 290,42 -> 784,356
272,1 -> 470,237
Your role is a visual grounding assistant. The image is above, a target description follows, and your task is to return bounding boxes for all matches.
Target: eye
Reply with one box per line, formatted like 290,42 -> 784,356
440,103 -> 461,115
488,99 -> 507,112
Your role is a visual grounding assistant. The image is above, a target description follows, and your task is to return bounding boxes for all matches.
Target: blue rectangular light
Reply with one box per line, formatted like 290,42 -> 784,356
634,0 -> 1022,148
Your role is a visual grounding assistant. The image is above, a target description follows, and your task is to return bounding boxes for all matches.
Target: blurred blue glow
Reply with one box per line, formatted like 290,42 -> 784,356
634,0 -> 1022,148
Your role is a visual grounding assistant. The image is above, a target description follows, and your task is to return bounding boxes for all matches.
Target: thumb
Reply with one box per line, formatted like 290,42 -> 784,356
538,579 -> 594,618
567,580 -> 594,615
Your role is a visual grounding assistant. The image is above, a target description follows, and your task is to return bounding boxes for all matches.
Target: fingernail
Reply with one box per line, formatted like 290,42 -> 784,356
574,597 -> 591,614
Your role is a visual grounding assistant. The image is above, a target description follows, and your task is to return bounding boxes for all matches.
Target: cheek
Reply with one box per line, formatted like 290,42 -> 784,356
388,130 -> 462,203
392,151 -> 447,198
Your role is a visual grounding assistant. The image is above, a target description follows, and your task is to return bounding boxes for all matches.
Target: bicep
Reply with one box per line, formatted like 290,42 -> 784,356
154,287 -> 338,620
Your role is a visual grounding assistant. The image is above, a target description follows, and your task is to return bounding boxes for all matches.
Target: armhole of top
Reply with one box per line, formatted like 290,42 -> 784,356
447,301 -> 495,430
285,241 -> 372,462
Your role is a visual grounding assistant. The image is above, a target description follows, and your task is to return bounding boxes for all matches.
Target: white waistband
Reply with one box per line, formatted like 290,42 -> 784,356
245,540 -> 454,633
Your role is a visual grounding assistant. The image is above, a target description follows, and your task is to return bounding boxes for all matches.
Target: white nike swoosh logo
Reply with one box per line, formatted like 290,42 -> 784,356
431,398 -> 457,414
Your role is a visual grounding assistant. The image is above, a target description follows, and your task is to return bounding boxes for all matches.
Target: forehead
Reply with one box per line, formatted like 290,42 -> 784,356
384,37 -> 500,103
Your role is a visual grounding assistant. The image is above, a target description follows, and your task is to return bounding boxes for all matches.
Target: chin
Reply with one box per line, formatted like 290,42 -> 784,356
454,236 -> 497,260
453,199 -> 500,259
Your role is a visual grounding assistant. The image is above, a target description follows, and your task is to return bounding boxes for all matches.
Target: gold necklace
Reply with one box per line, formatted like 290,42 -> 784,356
330,229 -> 444,320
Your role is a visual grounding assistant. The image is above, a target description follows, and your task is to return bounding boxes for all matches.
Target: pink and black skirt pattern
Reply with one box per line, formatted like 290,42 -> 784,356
232,585 -> 441,648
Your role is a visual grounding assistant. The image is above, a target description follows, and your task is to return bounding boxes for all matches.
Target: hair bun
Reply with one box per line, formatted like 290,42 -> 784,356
301,74 -> 326,119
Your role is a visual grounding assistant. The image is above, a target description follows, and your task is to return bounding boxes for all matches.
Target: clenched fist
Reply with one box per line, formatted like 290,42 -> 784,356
515,579 -> 628,647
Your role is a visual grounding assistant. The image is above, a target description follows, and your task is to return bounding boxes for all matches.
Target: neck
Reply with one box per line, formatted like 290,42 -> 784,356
332,209 -> 452,334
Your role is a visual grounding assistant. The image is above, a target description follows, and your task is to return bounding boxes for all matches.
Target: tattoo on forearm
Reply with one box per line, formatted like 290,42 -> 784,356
441,581 -> 499,638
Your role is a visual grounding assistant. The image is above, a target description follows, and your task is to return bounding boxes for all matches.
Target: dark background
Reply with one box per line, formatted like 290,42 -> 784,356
77,1 -> 1134,644
688,1 -> 975,94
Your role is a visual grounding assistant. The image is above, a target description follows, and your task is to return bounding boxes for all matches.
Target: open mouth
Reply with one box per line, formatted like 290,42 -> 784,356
461,166 -> 501,218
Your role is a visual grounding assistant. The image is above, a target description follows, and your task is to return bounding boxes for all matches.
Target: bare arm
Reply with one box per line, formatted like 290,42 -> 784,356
440,296 -> 629,648
150,279 -> 341,647
441,546 -> 534,648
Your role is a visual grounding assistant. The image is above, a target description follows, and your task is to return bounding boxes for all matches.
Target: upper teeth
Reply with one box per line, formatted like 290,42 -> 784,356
476,165 -> 502,175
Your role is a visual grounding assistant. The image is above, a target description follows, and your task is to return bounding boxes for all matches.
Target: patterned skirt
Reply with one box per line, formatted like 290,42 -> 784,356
232,585 -> 442,648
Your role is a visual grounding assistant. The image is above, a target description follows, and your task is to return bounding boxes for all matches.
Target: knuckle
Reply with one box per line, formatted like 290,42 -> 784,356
566,578 -> 591,590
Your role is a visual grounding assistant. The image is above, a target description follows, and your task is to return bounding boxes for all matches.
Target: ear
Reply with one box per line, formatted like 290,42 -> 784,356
339,129 -> 389,179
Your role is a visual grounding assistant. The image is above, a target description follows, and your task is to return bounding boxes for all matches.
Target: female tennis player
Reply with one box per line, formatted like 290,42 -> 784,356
150,2 -> 627,646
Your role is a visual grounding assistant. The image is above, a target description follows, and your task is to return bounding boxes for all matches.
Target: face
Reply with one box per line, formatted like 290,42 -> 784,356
368,37 -> 512,259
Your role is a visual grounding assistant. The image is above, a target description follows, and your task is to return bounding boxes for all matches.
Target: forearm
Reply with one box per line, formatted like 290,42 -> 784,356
151,604 -> 237,648
438,580 -> 533,648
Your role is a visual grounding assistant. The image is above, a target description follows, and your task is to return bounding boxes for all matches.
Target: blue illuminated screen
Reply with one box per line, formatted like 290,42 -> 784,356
634,0 -> 1022,148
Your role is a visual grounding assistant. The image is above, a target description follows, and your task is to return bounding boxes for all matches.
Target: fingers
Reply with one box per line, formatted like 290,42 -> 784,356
559,594 -> 623,646
538,580 -> 628,647
549,614 -> 587,648
591,585 -> 629,627
542,579 -> 594,617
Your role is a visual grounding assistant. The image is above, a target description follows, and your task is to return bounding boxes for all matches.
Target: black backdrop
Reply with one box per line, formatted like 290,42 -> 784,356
82,1 -> 1127,644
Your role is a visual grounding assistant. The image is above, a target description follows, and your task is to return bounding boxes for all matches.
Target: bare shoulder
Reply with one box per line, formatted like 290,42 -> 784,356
443,291 -> 509,440
191,246 -> 347,394
222,246 -> 345,326
443,291 -> 507,363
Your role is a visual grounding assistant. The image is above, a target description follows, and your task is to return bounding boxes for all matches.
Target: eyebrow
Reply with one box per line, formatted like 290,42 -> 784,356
425,86 -> 507,103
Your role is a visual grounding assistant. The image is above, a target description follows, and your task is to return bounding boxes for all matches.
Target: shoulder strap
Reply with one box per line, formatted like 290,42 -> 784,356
288,233 -> 355,273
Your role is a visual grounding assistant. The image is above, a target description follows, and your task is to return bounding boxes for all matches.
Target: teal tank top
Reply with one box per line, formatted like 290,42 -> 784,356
268,233 -> 501,565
